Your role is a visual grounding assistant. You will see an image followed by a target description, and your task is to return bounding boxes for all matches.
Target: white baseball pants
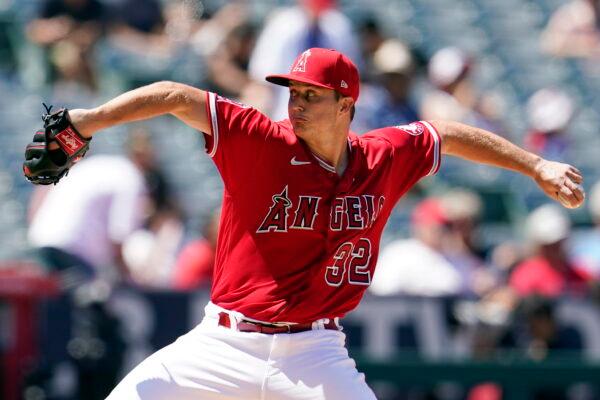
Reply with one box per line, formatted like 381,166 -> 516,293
106,302 -> 376,399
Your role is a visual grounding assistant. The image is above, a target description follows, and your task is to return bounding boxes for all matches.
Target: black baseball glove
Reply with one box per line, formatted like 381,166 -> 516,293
23,104 -> 91,185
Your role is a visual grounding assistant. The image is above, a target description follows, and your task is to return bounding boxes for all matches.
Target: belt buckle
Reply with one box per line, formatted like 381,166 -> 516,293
266,322 -> 292,334
257,321 -> 293,334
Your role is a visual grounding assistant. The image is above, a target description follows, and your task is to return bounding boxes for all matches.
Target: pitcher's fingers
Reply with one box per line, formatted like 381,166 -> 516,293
564,179 -> 585,203
566,169 -> 583,184
570,165 -> 582,176
557,191 -> 578,209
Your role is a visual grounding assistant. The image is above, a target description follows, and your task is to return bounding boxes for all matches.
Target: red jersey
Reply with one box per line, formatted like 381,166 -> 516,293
203,92 -> 441,323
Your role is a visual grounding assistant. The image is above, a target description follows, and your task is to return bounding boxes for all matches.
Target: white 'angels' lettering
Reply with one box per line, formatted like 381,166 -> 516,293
291,196 -> 321,230
329,195 -> 385,231
257,186 -> 293,233
257,187 -> 385,233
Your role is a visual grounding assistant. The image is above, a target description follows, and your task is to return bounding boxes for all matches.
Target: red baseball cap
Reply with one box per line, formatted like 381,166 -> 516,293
266,48 -> 360,102
411,198 -> 448,227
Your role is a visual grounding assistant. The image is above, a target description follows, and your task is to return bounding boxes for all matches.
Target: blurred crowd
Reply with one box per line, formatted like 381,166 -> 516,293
3,0 -> 600,399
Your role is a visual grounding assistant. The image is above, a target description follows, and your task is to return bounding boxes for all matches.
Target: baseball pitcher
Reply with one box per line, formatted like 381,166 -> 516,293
23,48 -> 584,399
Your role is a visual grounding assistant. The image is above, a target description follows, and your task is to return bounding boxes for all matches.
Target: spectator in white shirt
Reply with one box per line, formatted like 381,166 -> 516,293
28,154 -> 148,285
370,198 -> 463,297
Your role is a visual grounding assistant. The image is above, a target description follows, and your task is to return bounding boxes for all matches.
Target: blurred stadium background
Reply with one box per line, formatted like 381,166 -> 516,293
1,0 -> 600,399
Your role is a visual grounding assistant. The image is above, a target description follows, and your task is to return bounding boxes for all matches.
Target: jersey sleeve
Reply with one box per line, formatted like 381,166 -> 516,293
202,92 -> 278,191
377,121 -> 442,200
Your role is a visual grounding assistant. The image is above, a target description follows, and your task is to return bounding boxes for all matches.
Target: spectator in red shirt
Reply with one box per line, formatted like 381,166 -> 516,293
510,204 -> 591,297
172,208 -> 220,290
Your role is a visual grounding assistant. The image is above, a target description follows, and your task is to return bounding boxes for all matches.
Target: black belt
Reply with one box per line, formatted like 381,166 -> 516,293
217,312 -> 339,334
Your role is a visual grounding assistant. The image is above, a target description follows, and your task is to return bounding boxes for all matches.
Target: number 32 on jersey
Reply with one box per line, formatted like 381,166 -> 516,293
325,238 -> 372,286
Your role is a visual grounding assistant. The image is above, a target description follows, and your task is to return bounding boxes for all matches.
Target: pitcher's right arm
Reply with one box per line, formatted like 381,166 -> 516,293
68,81 -> 211,138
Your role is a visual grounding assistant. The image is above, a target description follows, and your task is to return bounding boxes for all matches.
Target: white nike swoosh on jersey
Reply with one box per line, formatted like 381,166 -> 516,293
290,157 -> 311,166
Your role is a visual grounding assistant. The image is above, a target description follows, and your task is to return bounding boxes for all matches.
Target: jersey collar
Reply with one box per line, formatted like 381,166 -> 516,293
308,138 -> 353,175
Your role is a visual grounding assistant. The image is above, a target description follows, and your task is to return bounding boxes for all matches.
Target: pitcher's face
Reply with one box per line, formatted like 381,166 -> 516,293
288,81 -> 340,139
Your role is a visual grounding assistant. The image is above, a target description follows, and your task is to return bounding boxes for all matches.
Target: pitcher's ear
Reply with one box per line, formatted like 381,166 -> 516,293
339,97 -> 354,114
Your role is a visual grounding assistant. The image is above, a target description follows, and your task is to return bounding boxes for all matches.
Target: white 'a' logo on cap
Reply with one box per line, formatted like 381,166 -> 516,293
293,49 -> 311,72
340,80 -> 348,88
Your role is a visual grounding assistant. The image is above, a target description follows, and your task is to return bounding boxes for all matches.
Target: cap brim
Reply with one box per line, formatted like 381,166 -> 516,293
265,74 -> 334,91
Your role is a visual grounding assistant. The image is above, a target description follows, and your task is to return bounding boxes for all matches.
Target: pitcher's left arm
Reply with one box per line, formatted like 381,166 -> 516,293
432,120 -> 584,209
